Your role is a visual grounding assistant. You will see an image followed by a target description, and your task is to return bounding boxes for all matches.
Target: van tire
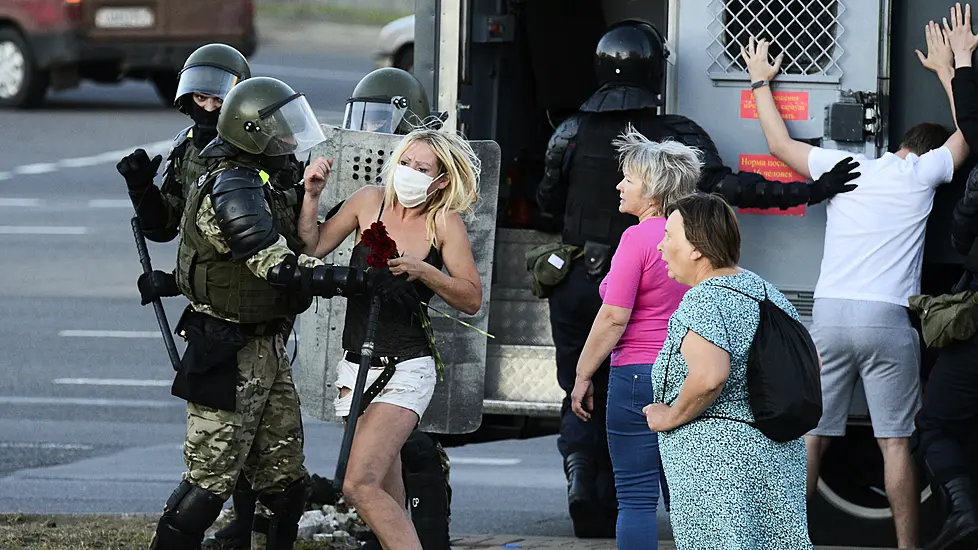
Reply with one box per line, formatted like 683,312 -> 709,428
0,27 -> 48,109
394,44 -> 414,74
806,426 -> 944,547
151,70 -> 179,107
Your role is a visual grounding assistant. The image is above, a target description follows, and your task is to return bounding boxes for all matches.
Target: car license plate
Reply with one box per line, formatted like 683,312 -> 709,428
95,7 -> 155,29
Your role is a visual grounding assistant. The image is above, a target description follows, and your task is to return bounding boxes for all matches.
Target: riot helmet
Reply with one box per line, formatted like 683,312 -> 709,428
174,43 -> 252,115
594,19 -> 668,95
217,76 -> 326,157
343,68 -> 431,135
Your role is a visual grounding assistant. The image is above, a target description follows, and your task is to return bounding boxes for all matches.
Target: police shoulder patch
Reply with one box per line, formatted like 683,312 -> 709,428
196,173 -> 209,187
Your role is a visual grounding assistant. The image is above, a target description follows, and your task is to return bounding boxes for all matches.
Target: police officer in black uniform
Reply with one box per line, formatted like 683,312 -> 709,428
536,19 -> 860,538
913,59 -> 978,550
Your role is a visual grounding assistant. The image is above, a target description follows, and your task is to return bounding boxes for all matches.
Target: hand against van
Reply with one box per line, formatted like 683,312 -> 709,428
303,157 -> 333,197
943,2 -> 978,67
916,20 -> 954,78
740,36 -> 783,83
570,375 -> 594,422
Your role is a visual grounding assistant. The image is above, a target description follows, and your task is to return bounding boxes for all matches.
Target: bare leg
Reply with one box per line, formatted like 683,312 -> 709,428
805,434 -> 830,500
384,452 -> 407,511
342,400 -> 422,550
878,437 -> 918,549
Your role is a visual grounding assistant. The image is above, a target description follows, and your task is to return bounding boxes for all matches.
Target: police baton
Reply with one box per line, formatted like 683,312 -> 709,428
131,215 -> 182,371
333,292 -> 383,492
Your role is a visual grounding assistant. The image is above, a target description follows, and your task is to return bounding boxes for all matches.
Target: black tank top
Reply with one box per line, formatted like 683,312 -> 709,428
342,202 -> 444,357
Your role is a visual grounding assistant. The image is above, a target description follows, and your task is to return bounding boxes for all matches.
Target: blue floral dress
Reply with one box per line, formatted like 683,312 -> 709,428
650,270 -> 812,549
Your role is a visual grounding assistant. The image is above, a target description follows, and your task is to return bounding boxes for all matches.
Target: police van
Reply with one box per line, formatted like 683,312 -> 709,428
298,0 -> 978,546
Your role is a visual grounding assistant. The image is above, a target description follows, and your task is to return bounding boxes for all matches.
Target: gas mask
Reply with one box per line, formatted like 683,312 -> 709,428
393,164 -> 442,208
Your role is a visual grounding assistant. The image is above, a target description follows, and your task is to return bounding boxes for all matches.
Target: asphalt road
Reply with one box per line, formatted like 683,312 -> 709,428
0,41 -> 674,540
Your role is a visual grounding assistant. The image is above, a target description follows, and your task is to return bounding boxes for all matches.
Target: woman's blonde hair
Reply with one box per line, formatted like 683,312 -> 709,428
611,123 -> 702,215
382,128 -> 482,246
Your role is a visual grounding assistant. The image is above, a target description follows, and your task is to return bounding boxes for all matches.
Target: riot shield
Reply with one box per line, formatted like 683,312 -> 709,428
294,124 -> 501,434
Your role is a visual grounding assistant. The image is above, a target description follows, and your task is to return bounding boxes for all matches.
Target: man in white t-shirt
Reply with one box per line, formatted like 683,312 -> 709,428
742,34 -> 970,548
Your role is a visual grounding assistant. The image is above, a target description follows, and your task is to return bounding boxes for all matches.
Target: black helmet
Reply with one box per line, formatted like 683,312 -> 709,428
594,19 -> 668,94
343,67 -> 431,134
217,76 -> 326,157
175,43 -> 252,114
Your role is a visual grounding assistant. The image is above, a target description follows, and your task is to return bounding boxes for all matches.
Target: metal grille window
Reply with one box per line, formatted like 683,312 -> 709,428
707,0 -> 846,82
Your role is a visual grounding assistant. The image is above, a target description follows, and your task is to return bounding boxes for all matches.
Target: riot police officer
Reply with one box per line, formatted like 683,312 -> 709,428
119,43 -> 251,244
144,75 -> 415,550
343,67 -> 454,550
535,19 -> 859,538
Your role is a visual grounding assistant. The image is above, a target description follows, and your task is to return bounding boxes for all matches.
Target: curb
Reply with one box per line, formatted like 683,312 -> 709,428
255,13 -> 384,54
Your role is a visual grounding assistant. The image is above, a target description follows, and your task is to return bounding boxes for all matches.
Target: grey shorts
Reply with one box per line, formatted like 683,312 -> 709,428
808,298 -> 922,438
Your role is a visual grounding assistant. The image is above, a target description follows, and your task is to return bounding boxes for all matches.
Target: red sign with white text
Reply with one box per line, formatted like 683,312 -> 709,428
740,89 -> 809,121
737,154 -> 806,216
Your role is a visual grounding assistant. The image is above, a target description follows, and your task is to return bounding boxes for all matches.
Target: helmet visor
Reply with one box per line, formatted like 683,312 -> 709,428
175,65 -> 241,103
258,95 -> 326,156
342,98 -> 408,133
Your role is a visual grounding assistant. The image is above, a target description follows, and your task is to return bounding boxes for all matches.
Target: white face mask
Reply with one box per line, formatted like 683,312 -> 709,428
393,164 -> 441,208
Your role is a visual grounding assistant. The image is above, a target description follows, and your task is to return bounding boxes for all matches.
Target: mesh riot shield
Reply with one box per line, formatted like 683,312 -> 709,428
294,124 -> 501,434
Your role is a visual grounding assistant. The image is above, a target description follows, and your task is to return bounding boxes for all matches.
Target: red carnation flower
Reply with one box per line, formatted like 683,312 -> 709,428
361,221 -> 400,268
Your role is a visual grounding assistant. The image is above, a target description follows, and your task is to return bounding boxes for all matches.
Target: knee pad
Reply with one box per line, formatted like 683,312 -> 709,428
257,475 -> 312,550
162,481 -> 225,534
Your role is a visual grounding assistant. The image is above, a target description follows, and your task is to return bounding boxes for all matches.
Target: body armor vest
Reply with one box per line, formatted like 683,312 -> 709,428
562,109 -> 666,250
175,159 -> 310,324
165,127 -> 214,198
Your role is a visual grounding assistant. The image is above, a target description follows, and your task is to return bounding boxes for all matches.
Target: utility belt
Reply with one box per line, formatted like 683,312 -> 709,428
343,350 -> 429,418
171,307 -> 291,413
525,240 -> 615,299
909,270 -> 978,350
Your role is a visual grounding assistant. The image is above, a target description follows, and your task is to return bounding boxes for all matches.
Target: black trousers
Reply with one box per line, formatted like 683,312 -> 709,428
547,260 -> 612,466
914,332 -> 978,483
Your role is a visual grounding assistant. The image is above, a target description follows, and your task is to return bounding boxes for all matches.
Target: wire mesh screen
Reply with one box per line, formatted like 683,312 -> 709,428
707,0 -> 845,79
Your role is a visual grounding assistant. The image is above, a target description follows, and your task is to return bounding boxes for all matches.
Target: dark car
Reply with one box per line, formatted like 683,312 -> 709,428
0,0 -> 257,109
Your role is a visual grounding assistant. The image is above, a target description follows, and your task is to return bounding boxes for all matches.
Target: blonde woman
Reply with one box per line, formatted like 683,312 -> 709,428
297,128 -> 483,549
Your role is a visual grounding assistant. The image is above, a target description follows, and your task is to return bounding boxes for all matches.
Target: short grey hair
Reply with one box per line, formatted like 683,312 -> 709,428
611,124 -> 702,215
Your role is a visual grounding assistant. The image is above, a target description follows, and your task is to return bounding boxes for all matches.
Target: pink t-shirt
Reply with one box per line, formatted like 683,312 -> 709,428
599,217 -> 689,367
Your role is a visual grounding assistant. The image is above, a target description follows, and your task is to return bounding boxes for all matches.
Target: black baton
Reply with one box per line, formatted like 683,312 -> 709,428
131,215 -> 182,371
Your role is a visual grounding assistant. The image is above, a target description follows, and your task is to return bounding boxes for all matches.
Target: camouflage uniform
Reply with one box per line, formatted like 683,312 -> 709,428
179,176 -> 319,500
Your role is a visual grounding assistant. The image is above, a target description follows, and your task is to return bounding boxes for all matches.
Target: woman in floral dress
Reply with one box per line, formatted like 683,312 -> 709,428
644,193 -> 813,549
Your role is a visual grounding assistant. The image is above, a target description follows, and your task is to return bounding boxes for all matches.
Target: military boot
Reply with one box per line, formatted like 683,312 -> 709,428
925,476 -> 978,550
202,476 -> 257,549
564,451 -> 601,538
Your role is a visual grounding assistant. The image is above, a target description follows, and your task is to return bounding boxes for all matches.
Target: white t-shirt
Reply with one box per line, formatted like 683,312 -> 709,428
808,146 -> 955,307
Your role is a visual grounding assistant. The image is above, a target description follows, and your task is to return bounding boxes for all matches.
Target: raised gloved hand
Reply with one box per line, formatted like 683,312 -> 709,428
814,156 -> 859,201
369,267 -> 421,315
136,270 -> 180,306
117,148 -> 163,192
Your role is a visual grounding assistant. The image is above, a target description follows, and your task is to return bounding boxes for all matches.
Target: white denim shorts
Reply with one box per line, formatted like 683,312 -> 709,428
333,355 -> 437,419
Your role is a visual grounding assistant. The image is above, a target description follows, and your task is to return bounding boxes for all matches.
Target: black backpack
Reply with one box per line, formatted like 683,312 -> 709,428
714,285 -> 823,442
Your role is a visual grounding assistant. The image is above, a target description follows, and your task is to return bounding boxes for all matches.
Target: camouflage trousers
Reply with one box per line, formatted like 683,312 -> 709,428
182,332 -> 307,500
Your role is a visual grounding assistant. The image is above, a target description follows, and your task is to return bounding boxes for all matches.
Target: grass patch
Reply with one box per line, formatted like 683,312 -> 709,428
256,3 -> 412,26
0,514 -> 355,549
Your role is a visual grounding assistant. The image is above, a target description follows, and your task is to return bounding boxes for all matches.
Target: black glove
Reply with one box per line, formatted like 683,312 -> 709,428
117,148 -> 163,192
369,268 -> 421,314
812,156 -> 859,203
137,270 -> 180,306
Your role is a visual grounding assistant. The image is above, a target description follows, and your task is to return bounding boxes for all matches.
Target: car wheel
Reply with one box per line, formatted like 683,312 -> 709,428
0,27 -> 48,109
151,70 -> 179,107
394,44 -> 414,74
807,425 -> 944,547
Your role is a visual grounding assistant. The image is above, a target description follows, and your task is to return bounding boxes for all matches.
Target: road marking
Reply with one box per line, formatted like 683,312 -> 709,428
449,457 -> 522,466
59,329 -> 299,342
0,139 -> 171,181
0,226 -> 87,235
0,396 -> 180,408
0,442 -> 94,451
0,198 -> 41,207
59,330 -> 161,338
88,199 -> 132,208
251,64 -> 366,82
53,378 -> 172,387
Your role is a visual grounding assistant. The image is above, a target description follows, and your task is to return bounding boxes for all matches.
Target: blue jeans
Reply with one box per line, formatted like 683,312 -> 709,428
607,364 -> 666,550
